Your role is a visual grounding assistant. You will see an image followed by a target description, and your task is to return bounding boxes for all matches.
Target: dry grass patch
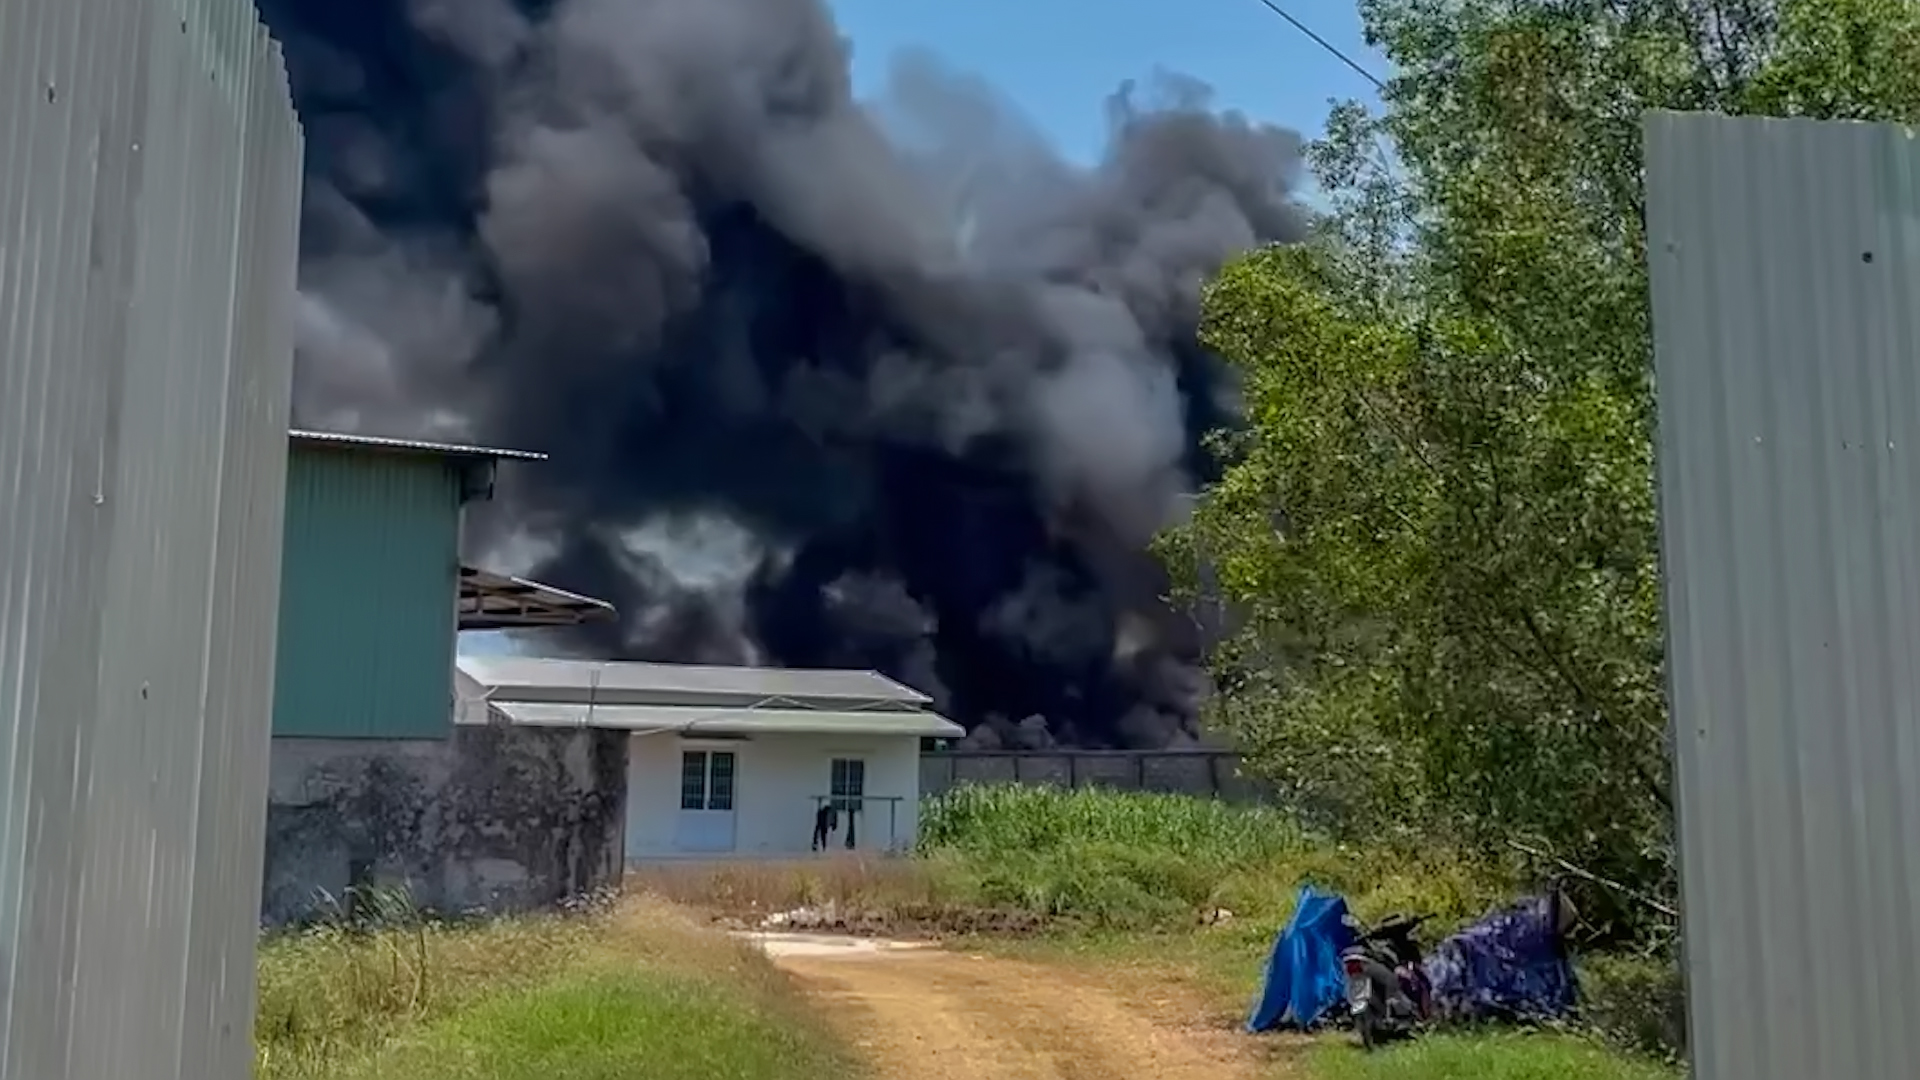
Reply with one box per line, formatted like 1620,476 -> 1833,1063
635,788 -> 1512,940
627,854 -> 1048,935
255,894 -> 859,1080
255,902 -> 594,1072
628,854 -> 945,916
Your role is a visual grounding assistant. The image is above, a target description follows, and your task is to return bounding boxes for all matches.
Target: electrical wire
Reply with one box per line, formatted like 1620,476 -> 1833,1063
1247,0 -> 1387,91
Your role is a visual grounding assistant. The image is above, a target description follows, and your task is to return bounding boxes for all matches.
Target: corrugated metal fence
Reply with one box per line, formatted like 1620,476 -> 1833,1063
0,0 -> 303,1076
1646,112 -> 1920,1080
920,749 -> 1273,803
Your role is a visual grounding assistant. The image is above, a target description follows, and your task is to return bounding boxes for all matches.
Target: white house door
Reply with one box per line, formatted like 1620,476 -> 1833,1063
675,749 -> 737,853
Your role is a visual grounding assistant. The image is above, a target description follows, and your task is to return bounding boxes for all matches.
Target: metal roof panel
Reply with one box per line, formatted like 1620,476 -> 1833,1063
289,428 -> 547,462
455,654 -> 933,707
457,565 -> 616,631
457,699 -> 963,738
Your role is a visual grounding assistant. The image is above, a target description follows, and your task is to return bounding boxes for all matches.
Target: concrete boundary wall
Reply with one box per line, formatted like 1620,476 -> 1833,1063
262,726 -> 627,926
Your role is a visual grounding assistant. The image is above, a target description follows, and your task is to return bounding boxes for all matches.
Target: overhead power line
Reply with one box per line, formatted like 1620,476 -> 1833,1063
1249,0 -> 1387,92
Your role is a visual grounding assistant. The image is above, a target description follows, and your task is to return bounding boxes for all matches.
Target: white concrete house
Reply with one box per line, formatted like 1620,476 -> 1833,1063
454,655 -> 963,860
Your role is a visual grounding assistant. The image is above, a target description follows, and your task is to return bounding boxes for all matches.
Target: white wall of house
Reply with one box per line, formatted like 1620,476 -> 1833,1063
624,731 -> 924,860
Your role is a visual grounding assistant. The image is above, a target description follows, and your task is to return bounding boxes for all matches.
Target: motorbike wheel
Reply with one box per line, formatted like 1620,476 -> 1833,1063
1355,1008 -> 1380,1052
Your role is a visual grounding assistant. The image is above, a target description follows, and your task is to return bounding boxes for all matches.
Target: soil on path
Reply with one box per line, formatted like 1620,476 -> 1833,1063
748,933 -> 1269,1080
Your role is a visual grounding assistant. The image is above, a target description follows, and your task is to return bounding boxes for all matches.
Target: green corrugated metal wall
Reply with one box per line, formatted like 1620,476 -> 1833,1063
271,446 -> 462,738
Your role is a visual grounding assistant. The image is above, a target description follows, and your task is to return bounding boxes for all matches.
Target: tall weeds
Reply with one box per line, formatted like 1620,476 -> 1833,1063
253,887 -> 595,1078
917,785 -> 1507,931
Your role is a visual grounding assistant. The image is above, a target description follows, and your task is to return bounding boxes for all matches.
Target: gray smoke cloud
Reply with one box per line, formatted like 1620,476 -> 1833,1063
270,0 -> 1307,747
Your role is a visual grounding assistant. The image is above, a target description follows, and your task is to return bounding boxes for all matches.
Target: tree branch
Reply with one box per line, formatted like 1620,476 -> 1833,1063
1506,837 -> 1679,921
1517,607 -> 1674,812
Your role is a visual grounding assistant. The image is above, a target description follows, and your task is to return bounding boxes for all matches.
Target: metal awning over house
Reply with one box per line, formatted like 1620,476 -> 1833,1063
453,655 -> 962,738
457,566 -> 617,631
289,428 -> 548,462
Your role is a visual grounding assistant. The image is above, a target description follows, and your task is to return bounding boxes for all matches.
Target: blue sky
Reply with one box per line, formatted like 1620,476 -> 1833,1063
828,0 -> 1384,163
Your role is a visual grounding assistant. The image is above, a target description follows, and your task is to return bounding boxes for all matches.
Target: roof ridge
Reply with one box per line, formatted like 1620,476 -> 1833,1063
453,654 -> 934,704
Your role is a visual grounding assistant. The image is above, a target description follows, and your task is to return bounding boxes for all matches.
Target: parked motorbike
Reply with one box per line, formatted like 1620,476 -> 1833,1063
1340,912 -> 1434,1051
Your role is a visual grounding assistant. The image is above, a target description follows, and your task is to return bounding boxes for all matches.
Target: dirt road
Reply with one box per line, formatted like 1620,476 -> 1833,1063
748,933 -> 1264,1080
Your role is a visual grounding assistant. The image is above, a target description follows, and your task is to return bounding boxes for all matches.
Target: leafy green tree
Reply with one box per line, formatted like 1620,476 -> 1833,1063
1164,0 -> 1920,924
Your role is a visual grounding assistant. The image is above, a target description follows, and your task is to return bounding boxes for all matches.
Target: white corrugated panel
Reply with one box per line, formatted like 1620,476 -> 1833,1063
0,0 -> 303,1075
461,699 -> 966,738
1645,111 -> 1920,1080
456,654 -> 933,706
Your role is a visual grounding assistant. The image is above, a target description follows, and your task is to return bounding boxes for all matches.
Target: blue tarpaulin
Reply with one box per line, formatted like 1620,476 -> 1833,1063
1423,894 -> 1578,1022
1246,885 -> 1357,1033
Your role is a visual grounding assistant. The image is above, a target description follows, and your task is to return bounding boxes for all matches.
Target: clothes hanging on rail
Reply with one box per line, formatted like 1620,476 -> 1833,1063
811,803 -> 838,851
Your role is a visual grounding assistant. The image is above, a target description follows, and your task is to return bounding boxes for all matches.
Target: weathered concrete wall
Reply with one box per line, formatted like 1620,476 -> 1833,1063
262,725 -> 626,925
920,750 -> 1274,803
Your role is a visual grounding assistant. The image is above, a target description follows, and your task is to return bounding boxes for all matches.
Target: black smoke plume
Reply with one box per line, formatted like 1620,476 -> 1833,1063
265,0 -> 1307,748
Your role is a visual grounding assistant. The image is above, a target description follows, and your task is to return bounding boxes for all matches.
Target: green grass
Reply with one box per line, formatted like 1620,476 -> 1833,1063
323,970 -> 851,1080
1303,1032 -> 1676,1080
918,784 -> 1510,933
255,911 -> 592,1071
255,895 -> 858,1080
635,786 -> 1508,936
